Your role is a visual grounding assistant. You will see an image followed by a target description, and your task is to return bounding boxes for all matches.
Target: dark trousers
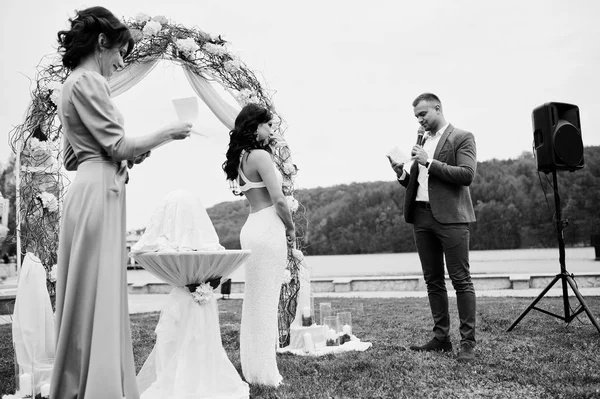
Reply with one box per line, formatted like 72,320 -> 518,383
413,205 -> 476,345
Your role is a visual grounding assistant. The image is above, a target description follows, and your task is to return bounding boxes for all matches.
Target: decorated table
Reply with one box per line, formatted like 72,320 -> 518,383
131,250 -> 251,399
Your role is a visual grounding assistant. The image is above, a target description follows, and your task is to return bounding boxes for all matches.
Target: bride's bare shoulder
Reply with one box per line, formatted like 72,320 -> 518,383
246,149 -> 271,163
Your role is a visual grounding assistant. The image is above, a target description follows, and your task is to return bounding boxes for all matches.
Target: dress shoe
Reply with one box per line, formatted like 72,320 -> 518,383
409,337 -> 452,352
457,342 -> 475,362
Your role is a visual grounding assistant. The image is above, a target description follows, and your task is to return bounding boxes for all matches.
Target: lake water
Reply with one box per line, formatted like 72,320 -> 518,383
125,247 -> 599,286
226,247 -> 599,281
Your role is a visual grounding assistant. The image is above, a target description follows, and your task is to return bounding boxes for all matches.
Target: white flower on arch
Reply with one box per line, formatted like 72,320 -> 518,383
151,15 -> 168,25
38,192 -> 58,213
286,195 -> 299,212
176,38 -> 199,58
142,20 -> 162,37
233,88 -> 259,106
224,59 -> 241,73
203,43 -> 228,56
135,12 -> 151,23
48,81 -> 62,106
282,269 -> 292,284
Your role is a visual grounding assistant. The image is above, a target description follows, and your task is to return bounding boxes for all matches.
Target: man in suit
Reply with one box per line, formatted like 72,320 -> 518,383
389,93 -> 477,362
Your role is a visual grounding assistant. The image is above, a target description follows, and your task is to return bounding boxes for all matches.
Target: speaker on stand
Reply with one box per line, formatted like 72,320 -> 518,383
532,102 -> 584,172
508,102 -> 600,334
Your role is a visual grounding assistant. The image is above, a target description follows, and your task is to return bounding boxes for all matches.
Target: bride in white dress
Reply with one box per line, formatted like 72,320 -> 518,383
222,104 -> 296,386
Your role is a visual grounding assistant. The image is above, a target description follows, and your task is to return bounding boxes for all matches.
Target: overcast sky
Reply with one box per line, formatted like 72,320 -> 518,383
2,0 -> 599,229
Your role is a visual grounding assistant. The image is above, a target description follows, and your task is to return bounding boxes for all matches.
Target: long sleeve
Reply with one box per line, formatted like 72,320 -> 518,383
428,131 -> 477,187
70,71 -> 138,162
397,171 -> 409,188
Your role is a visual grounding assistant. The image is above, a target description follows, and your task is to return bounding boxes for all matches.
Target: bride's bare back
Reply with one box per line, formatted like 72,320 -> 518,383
238,150 -> 278,213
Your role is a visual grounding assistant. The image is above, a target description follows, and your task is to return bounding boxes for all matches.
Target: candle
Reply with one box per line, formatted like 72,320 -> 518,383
302,306 -> 311,318
41,383 -> 51,398
342,324 -> 352,336
19,373 -> 32,396
302,306 -> 313,326
303,332 -> 315,353
328,328 -> 337,341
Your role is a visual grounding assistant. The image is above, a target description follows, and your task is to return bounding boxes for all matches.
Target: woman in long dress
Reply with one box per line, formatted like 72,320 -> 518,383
222,104 -> 296,386
51,7 -> 191,398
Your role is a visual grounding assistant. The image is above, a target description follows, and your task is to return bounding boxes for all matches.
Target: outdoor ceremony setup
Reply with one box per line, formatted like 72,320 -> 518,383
3,12 -> 370,399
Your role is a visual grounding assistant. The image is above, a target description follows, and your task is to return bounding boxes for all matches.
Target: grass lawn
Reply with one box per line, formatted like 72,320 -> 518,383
2,296 -> 600,398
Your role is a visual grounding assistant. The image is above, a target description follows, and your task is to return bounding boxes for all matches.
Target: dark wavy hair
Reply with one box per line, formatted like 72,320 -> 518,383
57,6 -> 134,70
222,104 -> 274,184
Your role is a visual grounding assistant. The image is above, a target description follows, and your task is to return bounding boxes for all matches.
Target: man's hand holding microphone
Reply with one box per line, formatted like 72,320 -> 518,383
388,126 -> 428,179
411,126 -> 428,166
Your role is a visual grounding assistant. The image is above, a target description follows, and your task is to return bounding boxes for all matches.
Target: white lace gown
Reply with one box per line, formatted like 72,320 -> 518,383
239,205 -> 287,386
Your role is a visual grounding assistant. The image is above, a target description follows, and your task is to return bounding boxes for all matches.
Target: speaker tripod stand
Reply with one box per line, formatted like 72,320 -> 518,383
507,170 -> 600,334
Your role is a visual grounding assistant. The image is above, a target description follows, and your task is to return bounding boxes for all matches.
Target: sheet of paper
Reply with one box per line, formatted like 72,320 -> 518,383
386,146 -> 410,165
172,97 -> 199,124
171,97 -> 211,139
149,98 -> 207,152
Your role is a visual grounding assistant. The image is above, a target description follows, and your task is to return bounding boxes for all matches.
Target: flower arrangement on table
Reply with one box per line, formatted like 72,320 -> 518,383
186,277 -> 222,305
190,283 -> 214,305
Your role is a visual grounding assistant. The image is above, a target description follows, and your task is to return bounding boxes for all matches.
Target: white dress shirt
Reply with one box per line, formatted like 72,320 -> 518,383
415,123 -> 447,201
400,123 -> 449,202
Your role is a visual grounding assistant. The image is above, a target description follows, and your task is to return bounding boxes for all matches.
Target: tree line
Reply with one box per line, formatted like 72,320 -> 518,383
208,146 -> 600,255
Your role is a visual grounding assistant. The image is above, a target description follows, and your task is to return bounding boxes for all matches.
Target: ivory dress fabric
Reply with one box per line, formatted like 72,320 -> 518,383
51,68 -> 141,399
239,202 -> 287,386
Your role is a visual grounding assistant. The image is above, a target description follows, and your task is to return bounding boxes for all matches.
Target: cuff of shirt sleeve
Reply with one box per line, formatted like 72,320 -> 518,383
397,170 -> 407,182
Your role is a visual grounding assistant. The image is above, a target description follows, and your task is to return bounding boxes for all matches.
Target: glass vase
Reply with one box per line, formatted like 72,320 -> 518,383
337,311 -> 352,344
301,300 -> 315,327
319,302 -> 332,326
323,315 -> 340,346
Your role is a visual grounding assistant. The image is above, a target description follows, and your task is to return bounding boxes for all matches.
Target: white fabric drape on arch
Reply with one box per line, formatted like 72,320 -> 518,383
110,58 -> 160,97
181,66 -> 238,130
109,59 -> 240,132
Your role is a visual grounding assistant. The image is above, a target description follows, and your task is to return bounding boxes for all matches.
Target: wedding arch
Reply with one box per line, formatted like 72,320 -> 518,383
8,13 -> 305,346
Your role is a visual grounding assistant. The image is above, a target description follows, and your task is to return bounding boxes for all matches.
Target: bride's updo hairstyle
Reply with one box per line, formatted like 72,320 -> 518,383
57,6 -> 134,70
222,103 -> 274,183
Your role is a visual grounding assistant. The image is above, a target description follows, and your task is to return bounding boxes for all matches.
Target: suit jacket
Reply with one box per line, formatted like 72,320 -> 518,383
399,124 -> 477,224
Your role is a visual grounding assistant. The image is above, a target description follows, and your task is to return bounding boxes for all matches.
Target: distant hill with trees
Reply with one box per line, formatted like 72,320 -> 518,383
207,146 -> 600,255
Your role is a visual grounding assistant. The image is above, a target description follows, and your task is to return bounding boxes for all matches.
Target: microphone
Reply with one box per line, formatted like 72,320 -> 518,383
412,127 -> 426,156
416,127 -> 425,146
